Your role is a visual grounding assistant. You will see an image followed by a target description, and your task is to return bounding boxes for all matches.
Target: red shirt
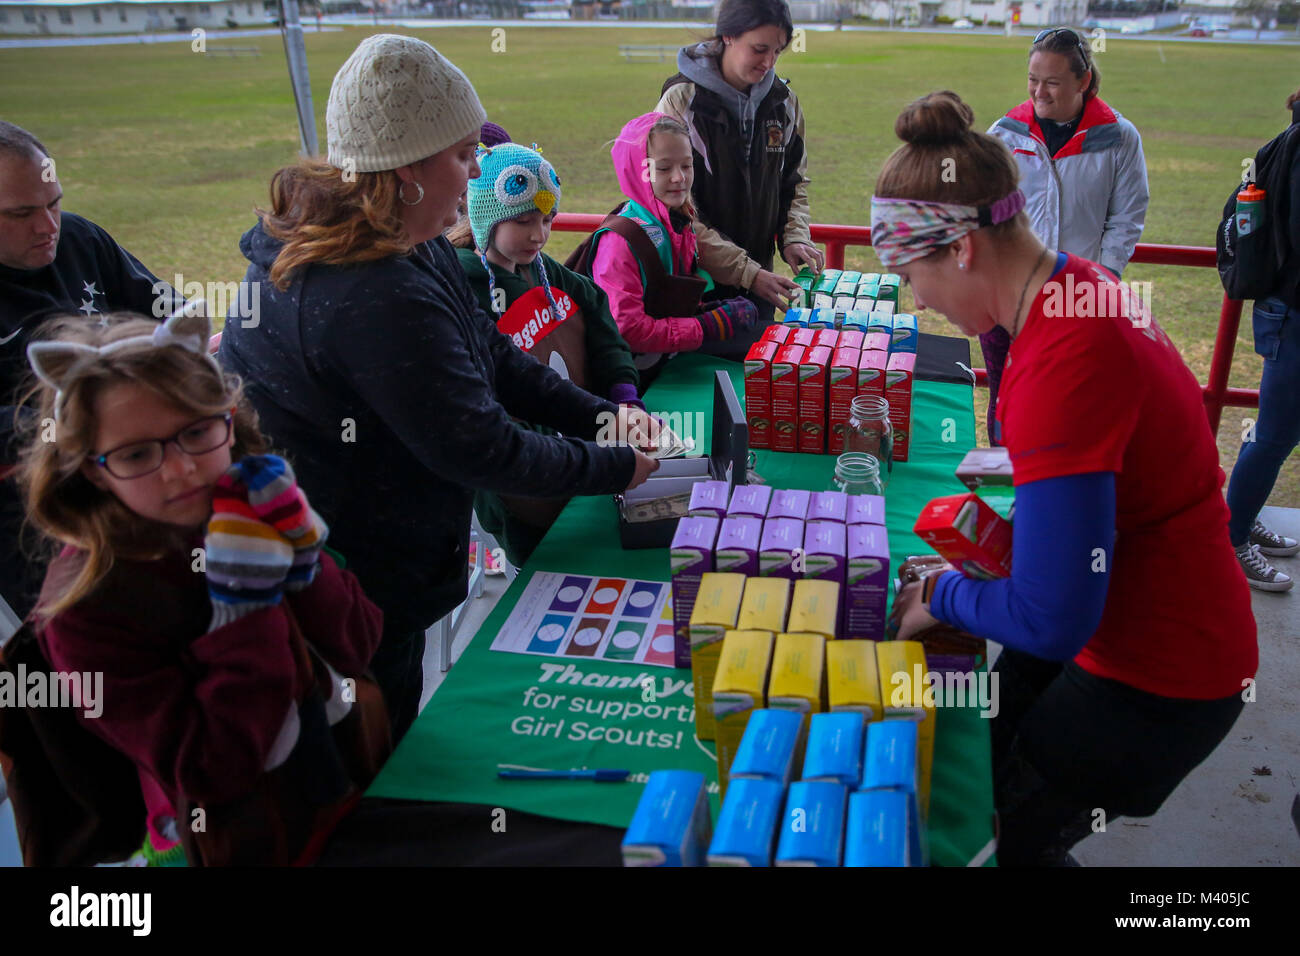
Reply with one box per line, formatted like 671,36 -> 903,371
996,254 -> 1257,699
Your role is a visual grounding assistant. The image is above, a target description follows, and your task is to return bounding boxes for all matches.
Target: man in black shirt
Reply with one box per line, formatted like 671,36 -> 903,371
0,120 -> 175,620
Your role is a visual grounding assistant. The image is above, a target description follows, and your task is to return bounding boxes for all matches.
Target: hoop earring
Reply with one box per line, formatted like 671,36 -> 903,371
399,181 -> 425,206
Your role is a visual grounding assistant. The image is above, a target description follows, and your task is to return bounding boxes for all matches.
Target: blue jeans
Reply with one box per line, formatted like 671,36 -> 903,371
1226,297 -> 1300,547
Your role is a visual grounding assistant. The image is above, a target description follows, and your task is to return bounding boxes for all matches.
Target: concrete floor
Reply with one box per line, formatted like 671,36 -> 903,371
422,506 -> 1300,867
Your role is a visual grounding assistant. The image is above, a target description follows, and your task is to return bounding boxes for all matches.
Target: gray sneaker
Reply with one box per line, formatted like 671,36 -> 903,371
1236,542 -> 1293,592
1250,520 -> 1300,557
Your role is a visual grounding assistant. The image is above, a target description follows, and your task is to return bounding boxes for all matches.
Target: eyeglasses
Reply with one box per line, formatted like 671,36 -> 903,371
1033,27 -> 1090,68
92,412 -> 233,480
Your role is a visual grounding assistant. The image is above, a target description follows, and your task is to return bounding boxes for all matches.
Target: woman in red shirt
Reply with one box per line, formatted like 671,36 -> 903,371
877,92 -> 1257,866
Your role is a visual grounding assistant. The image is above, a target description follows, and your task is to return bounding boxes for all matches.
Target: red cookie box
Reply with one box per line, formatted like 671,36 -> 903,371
913,492 -> 1013,580
791,328 -> 816,349
762,324 -> 793,346
837,329 -> 865,352
744,340 -> 779,449
798,345 -> 834,455
771,344 -> 805,453
812,328 -> 841,351
885,351 -> 915,463
828,346 -> 862,455
857,349 -> 887,403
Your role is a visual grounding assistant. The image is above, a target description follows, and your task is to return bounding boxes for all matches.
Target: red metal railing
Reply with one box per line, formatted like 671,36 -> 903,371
552,214 -> 1256,434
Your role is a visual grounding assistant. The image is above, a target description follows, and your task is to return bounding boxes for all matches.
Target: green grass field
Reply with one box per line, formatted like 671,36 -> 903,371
3,27 -> 1298,504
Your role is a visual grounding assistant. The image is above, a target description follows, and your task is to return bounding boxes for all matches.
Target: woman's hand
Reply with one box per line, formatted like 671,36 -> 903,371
626,450 -> 660,490
781,242 -> 825,274
888,578 -> 940,642
749,269 -> 801,308
617,406 -> 662,452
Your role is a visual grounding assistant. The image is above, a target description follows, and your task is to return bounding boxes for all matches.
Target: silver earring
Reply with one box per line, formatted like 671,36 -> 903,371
958,263 -> 966,270
399,181 -> 425,206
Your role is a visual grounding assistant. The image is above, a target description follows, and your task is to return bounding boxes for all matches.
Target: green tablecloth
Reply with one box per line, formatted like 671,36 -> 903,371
368,353 -> 997,866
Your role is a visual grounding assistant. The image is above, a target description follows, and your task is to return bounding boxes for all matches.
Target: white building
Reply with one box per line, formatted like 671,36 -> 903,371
850,0 -> 1089,27
0,0 -> 274,35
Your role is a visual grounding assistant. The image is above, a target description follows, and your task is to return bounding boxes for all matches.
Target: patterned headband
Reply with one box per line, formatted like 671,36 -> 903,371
27,299 -> 219,423
870,190 -> 1027,269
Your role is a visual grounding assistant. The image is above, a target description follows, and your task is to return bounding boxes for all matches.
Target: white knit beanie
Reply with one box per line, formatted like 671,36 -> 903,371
326,34 -> 487,173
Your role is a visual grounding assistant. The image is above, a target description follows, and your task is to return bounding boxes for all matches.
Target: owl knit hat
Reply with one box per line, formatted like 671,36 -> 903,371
326,34 -> 487,173
467,143 -> 565,320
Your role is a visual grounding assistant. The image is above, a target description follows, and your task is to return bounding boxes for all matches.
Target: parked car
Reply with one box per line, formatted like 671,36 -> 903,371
1188,27 -> 1208,37
953,17 -> 974,29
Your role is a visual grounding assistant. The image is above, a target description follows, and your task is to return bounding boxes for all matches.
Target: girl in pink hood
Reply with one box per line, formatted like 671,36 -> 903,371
587,112 -> 758,385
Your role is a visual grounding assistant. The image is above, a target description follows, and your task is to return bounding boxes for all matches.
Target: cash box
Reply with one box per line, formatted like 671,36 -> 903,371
615,370 -> 751,550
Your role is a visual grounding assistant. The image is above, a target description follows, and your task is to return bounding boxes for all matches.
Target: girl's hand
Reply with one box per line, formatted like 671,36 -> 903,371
205,475 -> 295,630
223,454 -> 330,591
626,450 -> 660,490
749,269 -> 801,308
888,578 -> 940,642
781,242 -> 825,274
618,406 -> 662,452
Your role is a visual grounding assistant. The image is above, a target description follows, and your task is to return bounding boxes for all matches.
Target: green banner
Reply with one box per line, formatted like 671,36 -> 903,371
368,354 -> 998,866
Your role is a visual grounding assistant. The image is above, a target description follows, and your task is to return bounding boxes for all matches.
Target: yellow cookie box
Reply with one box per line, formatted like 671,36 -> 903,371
876,640 -> 935,818
712,630 -> 776,797
787,579 -> 840,640
688,572 -> 747,741
826,639 -> 883,721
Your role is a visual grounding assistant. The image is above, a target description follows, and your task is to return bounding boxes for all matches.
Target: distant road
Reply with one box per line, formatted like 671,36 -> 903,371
1,18 -> 1295,50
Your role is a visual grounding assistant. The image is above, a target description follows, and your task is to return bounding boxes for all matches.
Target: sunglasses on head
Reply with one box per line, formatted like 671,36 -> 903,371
1033,27 -> 1090,68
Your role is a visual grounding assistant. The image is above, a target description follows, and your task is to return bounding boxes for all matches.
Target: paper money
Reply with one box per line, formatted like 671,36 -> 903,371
645,426 -> 695,460
622,492 -> 692,524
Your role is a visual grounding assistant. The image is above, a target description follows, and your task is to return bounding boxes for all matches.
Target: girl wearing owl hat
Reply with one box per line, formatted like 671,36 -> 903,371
448,142 -> 643,566
12,304 -> 388,865
219,36 -> 660,741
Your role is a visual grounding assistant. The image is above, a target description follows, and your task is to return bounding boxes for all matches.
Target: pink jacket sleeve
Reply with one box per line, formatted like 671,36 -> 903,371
591,231 -> 705,354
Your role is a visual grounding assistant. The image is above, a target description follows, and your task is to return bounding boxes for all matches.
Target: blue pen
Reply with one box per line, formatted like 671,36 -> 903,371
497,767 -> 631,782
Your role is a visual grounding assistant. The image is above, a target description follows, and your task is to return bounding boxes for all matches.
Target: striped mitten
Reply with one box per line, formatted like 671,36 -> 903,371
205,474 -> 294,631
228,454 -> 330,592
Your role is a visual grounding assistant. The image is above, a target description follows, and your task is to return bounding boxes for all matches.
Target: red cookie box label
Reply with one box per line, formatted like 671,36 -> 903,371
762,324 -> 793,346
864,332 -> 891,353
857,349 -> 887,403
837,329 -> 865,352
885,351 -> 915,463
772,344 -> 805,453
813,328 -> 841,351
828,346 -> 862,456
791,328 -> 816,349
798,345 -> 833,455
913,493 -> 1013,579
744,340 -> 779,450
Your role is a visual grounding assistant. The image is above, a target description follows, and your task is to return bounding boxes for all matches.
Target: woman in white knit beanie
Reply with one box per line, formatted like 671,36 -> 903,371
220,35 -> 660,742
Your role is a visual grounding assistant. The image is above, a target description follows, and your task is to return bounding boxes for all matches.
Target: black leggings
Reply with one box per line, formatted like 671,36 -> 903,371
992,647 -> 1246,866
368,626 -> 427,747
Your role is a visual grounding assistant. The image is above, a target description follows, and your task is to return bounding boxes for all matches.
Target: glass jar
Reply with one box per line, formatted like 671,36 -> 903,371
845,395 -> 893,479
831,453 -> 884,497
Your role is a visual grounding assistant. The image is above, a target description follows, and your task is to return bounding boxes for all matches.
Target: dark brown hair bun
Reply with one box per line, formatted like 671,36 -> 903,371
894,91 -> 975,148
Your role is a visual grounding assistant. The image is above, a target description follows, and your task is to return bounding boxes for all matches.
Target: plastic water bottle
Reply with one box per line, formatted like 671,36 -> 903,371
1235,183 -> 1266,237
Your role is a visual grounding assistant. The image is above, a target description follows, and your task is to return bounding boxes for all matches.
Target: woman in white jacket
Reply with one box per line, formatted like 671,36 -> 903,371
980,27 -> 1150,443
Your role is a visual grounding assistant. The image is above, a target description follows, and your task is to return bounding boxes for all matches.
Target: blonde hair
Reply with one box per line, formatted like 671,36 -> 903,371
15,313 -> 267,620
259,157 -> 413,291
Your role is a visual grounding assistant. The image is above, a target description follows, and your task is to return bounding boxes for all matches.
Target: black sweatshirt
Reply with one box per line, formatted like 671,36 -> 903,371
219,222 -> 636,633
0,212 -> 167,459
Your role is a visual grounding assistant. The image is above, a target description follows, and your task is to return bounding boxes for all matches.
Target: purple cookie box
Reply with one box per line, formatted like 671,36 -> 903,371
845,523 -> 891,641
689,480 -> 730,519
715,516 -> 762,578
670,516 -> 720,668
768,488 -> 811,521
727,484 -> 773,520
809,490 -> 848,524
847,494 -> 886,527
759,517 -> 805,579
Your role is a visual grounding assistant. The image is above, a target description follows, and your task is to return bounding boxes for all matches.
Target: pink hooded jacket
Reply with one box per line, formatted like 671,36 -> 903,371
592,112 -> 705,356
